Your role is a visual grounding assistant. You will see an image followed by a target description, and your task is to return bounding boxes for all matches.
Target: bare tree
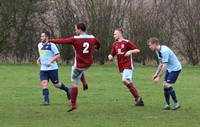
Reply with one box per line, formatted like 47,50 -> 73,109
173,0 -> 200,65
52,0 -> 131,64
0,0 -> 41,63
0,0 -> 200,65
74,0 -> 131,64
53,0 -> 79,62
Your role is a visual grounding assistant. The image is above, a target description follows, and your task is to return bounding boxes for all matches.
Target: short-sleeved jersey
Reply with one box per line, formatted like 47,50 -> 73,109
49,35 -> 100,69
111,39 -> 139,73
38,42 -> 59,71
156,45 -> 182,72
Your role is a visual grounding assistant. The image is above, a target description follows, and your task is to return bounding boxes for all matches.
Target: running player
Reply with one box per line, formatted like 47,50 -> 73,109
37,31 -> 70,105
108,28 -> 144,106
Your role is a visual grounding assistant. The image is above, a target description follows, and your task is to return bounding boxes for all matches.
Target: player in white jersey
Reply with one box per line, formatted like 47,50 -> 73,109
148,37 -> 181,110
37,31 -> 70,105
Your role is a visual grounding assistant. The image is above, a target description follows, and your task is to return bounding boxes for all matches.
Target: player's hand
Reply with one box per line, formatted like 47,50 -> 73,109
152,74 -> 157,80
152,76 -> 160,84
124,51 -> 132,57
108,54 -> 113,61
47,61 -> 52,66
36,60 -> 40,65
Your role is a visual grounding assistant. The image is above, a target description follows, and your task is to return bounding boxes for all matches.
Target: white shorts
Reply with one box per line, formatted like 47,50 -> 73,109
71,66 -> 86,84
121,69 -> 133,81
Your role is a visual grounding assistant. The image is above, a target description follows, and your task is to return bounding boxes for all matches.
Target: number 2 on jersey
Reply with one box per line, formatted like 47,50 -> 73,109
83,42 -> 89,54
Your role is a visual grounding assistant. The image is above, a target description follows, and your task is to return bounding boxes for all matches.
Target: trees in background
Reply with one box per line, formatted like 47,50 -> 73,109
173,0 -> 200,65
0,0 -> 43,63
52,0 -> 131,64
0,0 -> 200,65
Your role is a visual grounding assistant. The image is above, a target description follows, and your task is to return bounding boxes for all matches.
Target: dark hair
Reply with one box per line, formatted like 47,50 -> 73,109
147,37 -> 160,44
115,28 -> 123,34
76,23 -> 86,32
42,31 -> 50,38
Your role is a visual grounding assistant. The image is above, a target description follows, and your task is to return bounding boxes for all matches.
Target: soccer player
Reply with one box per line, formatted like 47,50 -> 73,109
37,31 -> 70,105
147,37 -> 181,110
108,28 -> 144,106
49,23 -> 100,112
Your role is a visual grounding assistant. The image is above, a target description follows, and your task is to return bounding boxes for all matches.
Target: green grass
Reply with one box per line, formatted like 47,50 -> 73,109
0,64 -> 200,127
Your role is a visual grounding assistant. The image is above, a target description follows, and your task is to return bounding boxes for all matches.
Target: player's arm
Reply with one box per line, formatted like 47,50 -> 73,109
125,41 -> 140,56
37,44 -> 41,65
108,44 -> 116,61
124,49 -> 140,56
47,54 -> 60,66
36,57 -> 40,65
47,43 -> 61,66
108,54 -> 114,61
49,36 -> 75,44
152,51 -> 168,84
152,62 -> 167,84
153,62 -> 167,80
94,38 -> 101,51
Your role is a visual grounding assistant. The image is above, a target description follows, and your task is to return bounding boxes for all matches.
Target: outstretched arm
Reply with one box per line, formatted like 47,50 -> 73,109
49,36 -> 75,44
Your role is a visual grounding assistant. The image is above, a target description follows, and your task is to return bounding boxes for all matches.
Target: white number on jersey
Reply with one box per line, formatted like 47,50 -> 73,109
117,49 -> 124,54
83,42 -> 89,54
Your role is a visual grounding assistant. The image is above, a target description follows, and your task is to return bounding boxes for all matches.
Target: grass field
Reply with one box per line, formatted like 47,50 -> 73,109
0,64 -> 200,127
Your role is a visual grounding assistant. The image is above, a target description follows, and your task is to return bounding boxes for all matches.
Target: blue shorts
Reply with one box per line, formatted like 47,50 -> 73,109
40,69 -> 59,84
121,69 -> 133,80
164,70 -> 181,84
71,66 -> 85,84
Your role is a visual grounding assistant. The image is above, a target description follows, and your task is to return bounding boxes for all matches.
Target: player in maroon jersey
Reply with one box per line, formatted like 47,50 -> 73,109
108,28 -> 144,106
49,23 -> 100,112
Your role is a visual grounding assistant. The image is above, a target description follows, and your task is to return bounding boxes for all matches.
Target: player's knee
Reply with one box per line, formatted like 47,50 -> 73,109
54,83 -> 61,88
41,81 -> 48,88
163,82 -> 171,88
71,78 -> 79,86
72,84 -> 78,88
122,79 -> 130,85
122,79 -> 126,84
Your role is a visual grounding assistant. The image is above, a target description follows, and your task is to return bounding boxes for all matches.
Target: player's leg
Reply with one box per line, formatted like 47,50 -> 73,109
80,73 -> 88,91
163,71 -> 170,110
50,70 -> 71,100
122,69 -> 144,106
68,66 -> 84,112
40,71 -> 49,105
163,70 -> 181,110
69,83 -> 78,112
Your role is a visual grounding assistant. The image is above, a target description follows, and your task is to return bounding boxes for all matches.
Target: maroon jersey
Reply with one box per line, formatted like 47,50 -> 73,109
49,35 -> 100,69
111,39 -> 139,72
